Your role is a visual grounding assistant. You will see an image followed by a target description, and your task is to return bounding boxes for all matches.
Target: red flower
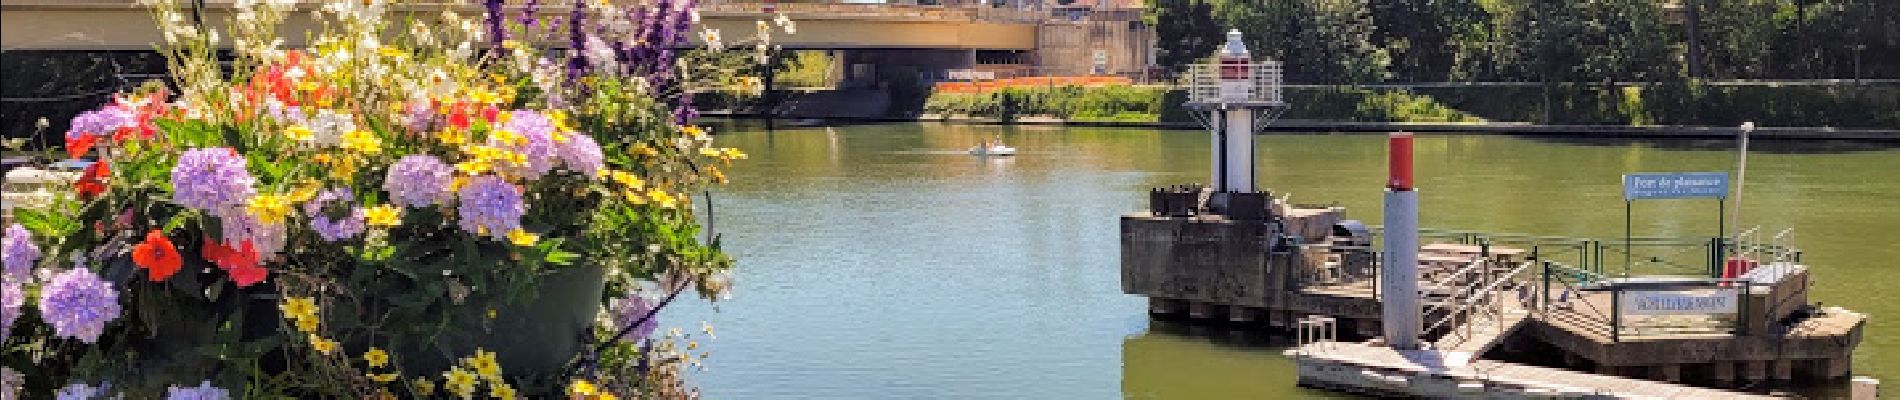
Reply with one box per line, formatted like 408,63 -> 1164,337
480,105 -> 501,124
130,230 -> 183,282
203,239 -> 267,287
66,134 -> 99,159
74,161 -> 110,199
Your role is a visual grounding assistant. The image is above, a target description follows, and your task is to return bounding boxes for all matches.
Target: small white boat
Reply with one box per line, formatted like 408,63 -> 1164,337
969,144 -> 1016,156
969,138 -> 1017,156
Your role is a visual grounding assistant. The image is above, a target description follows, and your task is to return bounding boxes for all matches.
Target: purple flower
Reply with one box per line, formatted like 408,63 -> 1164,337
456,175 -> 525,238
609,294 -> 657,342
38,268 -> 121,343
555,132 -> 604,178
54,382 -> 105,400
170,148 -> 257,214
305,188 -> 365,242
220,212 -> 287,259
2,224 -> 38,281
1,367 -> 21,400
165,381 -> 231,400
400,101 -> 437,134
384,155 -> 454,207
1,281 -> 21,341
493,110 -> 560,179
66,105 -> 134,140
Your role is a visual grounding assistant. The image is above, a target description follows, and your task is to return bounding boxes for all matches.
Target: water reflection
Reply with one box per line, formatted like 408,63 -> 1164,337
673,122 -> 1895,398
1122,320 -> 1354,399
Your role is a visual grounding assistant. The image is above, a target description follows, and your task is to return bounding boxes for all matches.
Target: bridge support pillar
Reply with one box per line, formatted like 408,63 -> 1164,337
1651,364 -> 1682,382
1712,361 -> 1736,385
1743,360 -> 1768,381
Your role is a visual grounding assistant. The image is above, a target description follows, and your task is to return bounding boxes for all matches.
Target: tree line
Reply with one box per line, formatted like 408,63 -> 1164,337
1150,0 -> 1899,84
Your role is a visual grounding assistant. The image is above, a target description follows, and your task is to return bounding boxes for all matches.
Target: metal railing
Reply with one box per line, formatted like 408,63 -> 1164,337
1424,258 -> 1537,350
1539,262 -> 1761,342
1180,61 -> 1284,107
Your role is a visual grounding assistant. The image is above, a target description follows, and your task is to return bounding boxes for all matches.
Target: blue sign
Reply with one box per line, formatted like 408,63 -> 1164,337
1623,172 -> 1730,200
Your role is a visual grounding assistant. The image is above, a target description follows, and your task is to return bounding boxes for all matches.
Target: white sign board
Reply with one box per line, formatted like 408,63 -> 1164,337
1619,289 -> 1740,315
945,69 -> 995,81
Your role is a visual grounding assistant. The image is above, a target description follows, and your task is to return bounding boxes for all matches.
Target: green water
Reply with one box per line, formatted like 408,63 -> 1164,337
666,122 -> 1897,398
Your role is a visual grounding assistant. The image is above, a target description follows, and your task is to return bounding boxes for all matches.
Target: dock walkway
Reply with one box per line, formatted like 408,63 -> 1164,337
1294,342 -> 1778,399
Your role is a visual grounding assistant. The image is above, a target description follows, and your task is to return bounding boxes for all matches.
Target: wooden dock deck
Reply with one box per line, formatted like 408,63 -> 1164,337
1294,341 -> 1780,399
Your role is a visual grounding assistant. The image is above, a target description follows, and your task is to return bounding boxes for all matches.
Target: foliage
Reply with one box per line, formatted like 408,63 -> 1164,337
923,85 -> 1168,123
1,0 -> 779,398
1148,0 -> 1900,83
1212,0 -> 1391,84
1150,0 -> 1224,74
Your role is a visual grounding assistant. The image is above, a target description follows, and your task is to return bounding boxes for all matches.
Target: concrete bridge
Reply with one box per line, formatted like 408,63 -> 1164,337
1,1 -> 1040,51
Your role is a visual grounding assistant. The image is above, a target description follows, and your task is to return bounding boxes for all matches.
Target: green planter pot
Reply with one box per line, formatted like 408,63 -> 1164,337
387,266 -> 607,378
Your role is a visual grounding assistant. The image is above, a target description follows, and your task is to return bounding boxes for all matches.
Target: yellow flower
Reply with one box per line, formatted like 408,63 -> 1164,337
489,383 -> 517,399
412,378 -> 436,395
467,349 -> 502,380
438,128 -> 468,145
288,181 -> 321,203
369,373 -> 400,383
608,170 -> 644,188
723,148 -> 749,160
491,129 -> 524,146
506,228 -> 538,246
342,129 -> 383,155
550,110 -> 575,132
294,315 -> 319,333
698,147 -> 720,157
647,189 -> 677,209
378,46 -> 406,58
456,160 -> 491,175
622,189 -> 646,205
285,125 -> 315,141
247,194 -> 294,224
281,297 -> 319,319
364,205 -> 402,227
296,81 -> 319,93
444,367 -> 479,397
364,348 -> 391,368
310,334 -> 339,354
567,380 -> 599,396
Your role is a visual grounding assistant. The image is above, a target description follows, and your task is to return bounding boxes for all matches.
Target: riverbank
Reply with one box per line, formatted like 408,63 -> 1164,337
700,112 -> 1900,141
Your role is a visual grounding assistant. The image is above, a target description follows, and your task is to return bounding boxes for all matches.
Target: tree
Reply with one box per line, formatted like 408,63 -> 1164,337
1150,0 -> 1224,74
1213,0 -> 1388,84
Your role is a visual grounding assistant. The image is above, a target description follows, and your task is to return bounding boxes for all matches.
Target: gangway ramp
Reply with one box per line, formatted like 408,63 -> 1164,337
1292,342 -> 1779,399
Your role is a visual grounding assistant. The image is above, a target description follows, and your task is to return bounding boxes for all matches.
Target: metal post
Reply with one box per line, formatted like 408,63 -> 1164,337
1541,261 -> 1551,314
1625,200 -> 1633,277
1730,122 -> 1753,241
1611,287 -> 1622,343
1736,284 -> 1748,335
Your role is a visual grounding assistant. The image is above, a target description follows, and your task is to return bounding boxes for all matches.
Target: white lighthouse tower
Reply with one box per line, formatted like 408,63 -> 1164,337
1183,30 -> 1287,192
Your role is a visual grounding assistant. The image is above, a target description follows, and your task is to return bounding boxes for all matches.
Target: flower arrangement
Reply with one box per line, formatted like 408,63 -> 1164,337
1,0 -> 784,397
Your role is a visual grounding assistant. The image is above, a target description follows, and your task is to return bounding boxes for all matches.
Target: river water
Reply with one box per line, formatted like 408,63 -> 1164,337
665,122 -> 1897,399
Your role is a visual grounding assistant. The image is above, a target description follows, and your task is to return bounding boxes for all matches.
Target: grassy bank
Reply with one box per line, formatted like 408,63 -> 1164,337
915,83 -> 1898,129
